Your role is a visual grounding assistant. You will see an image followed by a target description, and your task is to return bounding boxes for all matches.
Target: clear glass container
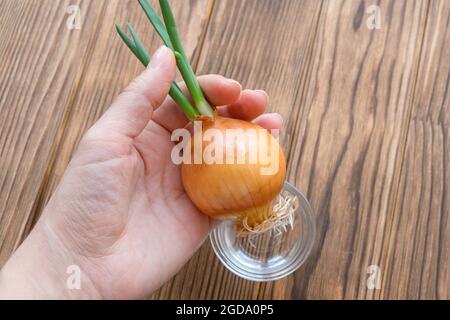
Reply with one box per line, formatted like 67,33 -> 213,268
210,182 -> 316,282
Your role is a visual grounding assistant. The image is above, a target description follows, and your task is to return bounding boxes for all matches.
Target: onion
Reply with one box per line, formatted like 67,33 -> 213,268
181,116 -> 286,229
117,0 -> 288,231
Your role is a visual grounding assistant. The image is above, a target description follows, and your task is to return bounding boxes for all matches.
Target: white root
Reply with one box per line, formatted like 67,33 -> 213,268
237,192 -> 298,238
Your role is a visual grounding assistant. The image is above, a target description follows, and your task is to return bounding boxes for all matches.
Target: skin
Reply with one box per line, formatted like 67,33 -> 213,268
0,47 -> 283,300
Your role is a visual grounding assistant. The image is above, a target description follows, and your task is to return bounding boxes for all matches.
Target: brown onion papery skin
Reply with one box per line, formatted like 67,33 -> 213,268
181,116 -> 286,225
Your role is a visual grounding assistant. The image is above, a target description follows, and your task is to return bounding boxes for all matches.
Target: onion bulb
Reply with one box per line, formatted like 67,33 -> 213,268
181,116 -> 286,230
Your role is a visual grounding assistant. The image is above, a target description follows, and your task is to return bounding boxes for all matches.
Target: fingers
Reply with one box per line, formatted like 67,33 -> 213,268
201,76 -> 242,105
151,70 -> 280,135
88,46 -> 176,140
154,82 -> 269,133
219,89 -> 268,121
153,75 -> 242,132
253,113 -> 283,137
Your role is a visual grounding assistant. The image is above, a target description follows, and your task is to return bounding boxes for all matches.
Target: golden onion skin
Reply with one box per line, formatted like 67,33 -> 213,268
181,116 -> 286,224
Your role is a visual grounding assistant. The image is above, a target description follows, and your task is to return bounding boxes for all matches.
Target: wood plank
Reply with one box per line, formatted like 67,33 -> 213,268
153,0 -> 324,300
0,0 -> 103,266
380,0 -> 450,299
288,0 -> 429,299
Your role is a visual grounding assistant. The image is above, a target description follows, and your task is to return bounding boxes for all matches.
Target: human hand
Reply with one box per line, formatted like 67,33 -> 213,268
0,46 -> 283,299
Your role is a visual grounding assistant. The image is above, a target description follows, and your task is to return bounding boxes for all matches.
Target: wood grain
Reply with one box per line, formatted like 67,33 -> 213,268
380,0 -> 450,299
0,0 -> 103,265
288,0 -> 429,299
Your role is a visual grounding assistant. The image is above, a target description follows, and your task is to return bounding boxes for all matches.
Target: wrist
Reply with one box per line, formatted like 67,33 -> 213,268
0,220 -> 101,300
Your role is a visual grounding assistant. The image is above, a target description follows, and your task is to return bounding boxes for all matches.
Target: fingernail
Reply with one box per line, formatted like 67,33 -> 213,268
273,113 -> 283,125
223,77 -> 240,87
265,113 -> 283,125
255,90 -> 269,100
269,113 -> 283,139
149,46 -> 170,68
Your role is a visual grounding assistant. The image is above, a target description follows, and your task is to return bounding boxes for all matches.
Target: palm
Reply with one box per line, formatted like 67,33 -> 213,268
53,120 -> 210,299
116,121 -> 210,296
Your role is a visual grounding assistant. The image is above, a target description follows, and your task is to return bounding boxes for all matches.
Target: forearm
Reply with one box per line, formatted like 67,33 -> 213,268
0,221 -> 100,300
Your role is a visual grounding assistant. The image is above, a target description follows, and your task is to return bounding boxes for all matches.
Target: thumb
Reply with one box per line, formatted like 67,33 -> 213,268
90,46 -> 176,140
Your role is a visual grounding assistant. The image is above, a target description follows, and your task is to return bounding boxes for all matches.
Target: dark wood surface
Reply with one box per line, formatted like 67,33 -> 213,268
1,0 -> 449,299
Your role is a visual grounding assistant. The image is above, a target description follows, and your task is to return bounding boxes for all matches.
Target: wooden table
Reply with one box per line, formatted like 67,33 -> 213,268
0,0 -> 449,300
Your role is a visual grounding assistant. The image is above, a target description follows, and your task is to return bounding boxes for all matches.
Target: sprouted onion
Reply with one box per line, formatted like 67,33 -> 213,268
116,0 -> 290,233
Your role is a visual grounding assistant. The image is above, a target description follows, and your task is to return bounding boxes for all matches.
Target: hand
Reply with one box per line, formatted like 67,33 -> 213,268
0,46 -> 283,299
